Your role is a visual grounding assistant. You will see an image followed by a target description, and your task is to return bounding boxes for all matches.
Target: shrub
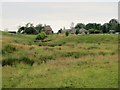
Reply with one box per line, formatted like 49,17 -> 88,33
65,31 -> 69,36
35,32 -> 47,41
2,58 -> 16,66
2,57 -> 34,66
94,30 -> 101,34
75,29 -> 79,35
2,45 -> 17,55
19,57 -> 34,66
88,29 -> 95,34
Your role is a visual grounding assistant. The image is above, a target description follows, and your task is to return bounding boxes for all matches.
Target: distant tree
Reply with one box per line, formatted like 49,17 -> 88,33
18,26 -> 25,33
109,19 -> 119,32
86,23 -> 94,30
95,24 -> 102,30
57,28 -> 62,34
86,23 -> 101,31
35,24 -> 44,33
101,25 -> 107,33
88,29 -> 95,34
17,23 -> 44,34
65,31 -> 69,36
75,23 -> 85,29
75,29 -> 79,35
116,24 -> 120,32
35,32 -> 47,41
101,23 -> 110,33
52,31 -> 54,34
94,30 -> 101,34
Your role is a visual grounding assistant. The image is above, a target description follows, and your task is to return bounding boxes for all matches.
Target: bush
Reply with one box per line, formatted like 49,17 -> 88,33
2,45 -> 17,55
88,29 -> 95,34
2,58 -> 16,66
35,32 -> 47,41
75,29 -> 79,35
94,30 -> 101,34
2,57 -> 34,66
65,31 -> 69,36
20,57 -> 34,66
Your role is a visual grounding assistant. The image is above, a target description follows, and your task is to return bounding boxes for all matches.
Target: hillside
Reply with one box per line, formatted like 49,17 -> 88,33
1,32 -> 119,88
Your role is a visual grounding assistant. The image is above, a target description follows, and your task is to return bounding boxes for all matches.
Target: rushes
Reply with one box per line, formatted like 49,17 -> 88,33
2,57 -> 34,66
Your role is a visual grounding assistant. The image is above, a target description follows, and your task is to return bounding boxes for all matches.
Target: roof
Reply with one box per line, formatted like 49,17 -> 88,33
44,25 -> 52,31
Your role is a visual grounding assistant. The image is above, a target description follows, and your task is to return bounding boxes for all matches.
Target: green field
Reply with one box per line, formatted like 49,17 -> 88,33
1,32 -> 119,88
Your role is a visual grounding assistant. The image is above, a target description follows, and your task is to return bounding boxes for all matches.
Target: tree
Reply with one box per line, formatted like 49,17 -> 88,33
101,23 -> 110,33
35,24 -> 44,33
75,23 -> 85,29
94,30 -> 101,34
109,19 -> 119,31
35,32 -> 47,41
18,26 -> 25,33
86,23 -> 101,30
65,31 -> 69,36
57,28 -> 62,34
75,29 -> 79,35
88,29 -> 95,34
116,24 -> 120,32
86,23 -> 94,30
17,23 -> 45,34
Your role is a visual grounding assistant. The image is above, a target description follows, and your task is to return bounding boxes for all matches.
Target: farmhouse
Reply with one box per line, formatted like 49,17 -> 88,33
44,25 -> 53,35
61,28 -> 76,34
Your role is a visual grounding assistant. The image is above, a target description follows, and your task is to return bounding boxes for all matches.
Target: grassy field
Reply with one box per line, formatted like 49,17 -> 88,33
1,32 -> 119,88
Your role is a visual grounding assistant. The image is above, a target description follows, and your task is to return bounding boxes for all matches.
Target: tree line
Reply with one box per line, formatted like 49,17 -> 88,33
58,19 -> 120,34
18,23 -> 44,34
74,19 -> 120,34
17,18 -> 120,35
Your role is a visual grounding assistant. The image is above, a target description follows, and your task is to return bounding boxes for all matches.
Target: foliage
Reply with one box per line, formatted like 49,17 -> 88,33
35,32 -> 47,41
2,45 -> 17,55
75,29 -> 79,35
88,29 -> 95,34
57,28 -> 63,34
75,23 -> 85,29
2,57 -> 34,66
74,18 -> 120,34
17,23 -> 44,34
101,23 -> 110,33
86,23 -> 101,30
65,31 -> 69,36
94,30 -> 101,34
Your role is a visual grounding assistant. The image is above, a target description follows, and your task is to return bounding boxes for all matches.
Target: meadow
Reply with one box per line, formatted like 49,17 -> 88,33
1,32 -> 119,88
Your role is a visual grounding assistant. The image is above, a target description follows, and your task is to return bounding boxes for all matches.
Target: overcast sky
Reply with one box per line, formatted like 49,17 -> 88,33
1,1 -> 119,32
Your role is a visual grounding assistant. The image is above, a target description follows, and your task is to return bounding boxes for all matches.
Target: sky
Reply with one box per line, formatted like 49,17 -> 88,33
1,1 -> 119,33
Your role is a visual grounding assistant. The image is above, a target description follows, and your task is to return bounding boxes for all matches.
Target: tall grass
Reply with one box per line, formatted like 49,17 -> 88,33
2,45 -> 17,55
2,57 -> 34,66
2,32 -> 118,88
